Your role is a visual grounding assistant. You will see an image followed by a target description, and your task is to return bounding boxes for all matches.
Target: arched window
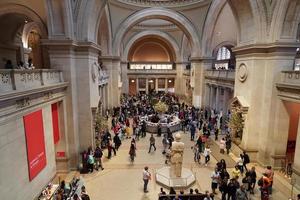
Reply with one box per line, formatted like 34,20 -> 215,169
214,46 -> 235,70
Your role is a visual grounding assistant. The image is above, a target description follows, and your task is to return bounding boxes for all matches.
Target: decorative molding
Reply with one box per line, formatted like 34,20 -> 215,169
16,98 -> 30,109
237,64 -> 248,82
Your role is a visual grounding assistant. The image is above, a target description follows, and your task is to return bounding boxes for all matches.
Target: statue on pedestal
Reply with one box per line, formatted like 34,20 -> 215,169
170,133 -> 184,177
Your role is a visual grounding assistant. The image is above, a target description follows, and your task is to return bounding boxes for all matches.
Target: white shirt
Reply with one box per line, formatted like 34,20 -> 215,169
143,170 -> 151,180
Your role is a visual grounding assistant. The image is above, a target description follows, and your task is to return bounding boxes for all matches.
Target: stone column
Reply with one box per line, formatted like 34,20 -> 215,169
232,43 -> 298,164
174,62 -> 185,95
210,85 -> 214,108
155,78 -> 158,92
44,40 -> 102,168
190,57 -> 213,108
146,78 -> 149,94
205,84 -> 210,108
223,88 -> 229,113
165,78 -> 168,92
121,61 -> 128,94
215,86 -> 219,111
101,56 -> 121,108
136,78 -> 139,94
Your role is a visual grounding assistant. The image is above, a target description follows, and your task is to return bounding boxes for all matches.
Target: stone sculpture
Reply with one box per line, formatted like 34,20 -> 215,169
170,133 -> 184,177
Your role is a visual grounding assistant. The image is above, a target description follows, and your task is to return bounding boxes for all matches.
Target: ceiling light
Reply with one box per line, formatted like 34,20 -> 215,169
149,80 -> 153,83
131,79 -> 135,83
168,80 -> 172,83
24,20 -> 28,24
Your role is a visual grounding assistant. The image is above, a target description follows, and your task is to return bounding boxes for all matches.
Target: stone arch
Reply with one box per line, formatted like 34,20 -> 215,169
76,0 -> 107,43
96,5 -> 112,56
212,41 -> 236,58
0,3 -> 47,40
202,0 -> 267,56
113,8 -> 200,57
122,30 -> 181,62
22,22 -> 47,48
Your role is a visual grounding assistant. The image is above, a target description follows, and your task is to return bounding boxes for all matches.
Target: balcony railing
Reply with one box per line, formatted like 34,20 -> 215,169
279,71 -> 300,86
205,69 -> 235,81
0,69 -> 64,94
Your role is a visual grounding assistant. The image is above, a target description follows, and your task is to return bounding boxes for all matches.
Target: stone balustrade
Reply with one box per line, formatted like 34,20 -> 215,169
127,69 -> 176,75
205,69 -> 235,80
0,69 -> 64,94
280,71 -> 300,85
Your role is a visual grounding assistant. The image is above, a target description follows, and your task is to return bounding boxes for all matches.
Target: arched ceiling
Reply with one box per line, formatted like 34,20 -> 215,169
128,37 -> 175,62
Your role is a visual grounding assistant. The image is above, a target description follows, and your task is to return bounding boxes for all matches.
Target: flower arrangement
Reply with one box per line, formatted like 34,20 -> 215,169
154,101 -> 169,113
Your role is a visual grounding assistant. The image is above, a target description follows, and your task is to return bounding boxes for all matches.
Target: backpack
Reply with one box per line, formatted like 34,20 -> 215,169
257,177 -> 263,187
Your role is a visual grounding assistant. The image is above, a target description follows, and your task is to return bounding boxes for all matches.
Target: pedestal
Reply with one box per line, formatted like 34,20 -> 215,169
155,166 -> 196,189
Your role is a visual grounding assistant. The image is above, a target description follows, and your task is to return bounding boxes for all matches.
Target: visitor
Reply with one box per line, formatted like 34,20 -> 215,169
162,134 -> 169,154
265,166 -> 274,194
72,193 -> 81,200
297,194 -> 300,200
141,120 -> 147,137
204,190 -> 213,200
190,122 -> 196,141
211,168 -> 220,194
189,188 -> 194,194
5,60 -> 13,69
204,145 -> 212,166
258,173 -> 271,200
143,166 -> 151,193
225,136 -> 232,154
148,133 -> 156,153
113,134 -> 122,150
129,143 -> 136,162
248,166 -> 257,194
227,178 -> 239,200
232,166 -> 241,180
81,186 -> 90,200
220,137 -> 226,154
237,154 -> 244,175
159,187 -> 166,195
170,187 -> 176,195
94,146 -> 104,171
87,151 -> 95,173
193,143 -> 200,163
236,185 -> 248,200
157,122 -> 162,137
107,138 -> 116,159
242,151 -> 250,172
219,177 -> 229,200
195,188 -> 200,194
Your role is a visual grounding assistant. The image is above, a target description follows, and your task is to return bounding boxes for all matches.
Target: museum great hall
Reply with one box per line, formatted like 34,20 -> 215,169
1,0 -> 300,199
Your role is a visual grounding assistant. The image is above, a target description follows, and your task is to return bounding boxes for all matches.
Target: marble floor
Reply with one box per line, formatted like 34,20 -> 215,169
81,132 -> 298,200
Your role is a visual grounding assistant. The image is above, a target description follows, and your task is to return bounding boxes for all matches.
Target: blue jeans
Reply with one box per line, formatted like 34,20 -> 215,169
143,179 -> 149,192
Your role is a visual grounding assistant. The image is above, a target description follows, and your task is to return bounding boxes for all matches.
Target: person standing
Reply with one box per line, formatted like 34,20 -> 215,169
225,136 -> 232,154
248,166 -> 257,194
94,147 -> 104,171
148,134 -> 156,153
236,185 -> 248,200
113,134 -> 122,151
141,120 -> 146,137
220,138 -> 226,154
190,122 -> 196,141
157,122 -> 162,137
211,168 -> 220,194
143,166 -> 151,193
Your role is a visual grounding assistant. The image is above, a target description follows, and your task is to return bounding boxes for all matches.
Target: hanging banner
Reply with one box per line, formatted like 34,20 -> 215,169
23,110 -> 47,181
51,103 -> 60,144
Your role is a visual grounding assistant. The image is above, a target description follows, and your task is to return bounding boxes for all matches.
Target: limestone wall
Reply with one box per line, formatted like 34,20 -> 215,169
0,104 -> 56,200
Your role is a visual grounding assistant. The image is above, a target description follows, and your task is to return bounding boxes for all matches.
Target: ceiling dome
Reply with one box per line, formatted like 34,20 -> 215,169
116,0 -> 207,8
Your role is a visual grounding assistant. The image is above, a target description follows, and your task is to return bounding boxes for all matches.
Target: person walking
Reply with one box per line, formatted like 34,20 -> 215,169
143,166 -> 151,193
242,151 -> 250,172
190,122 -> 196,141
225,136 -> 232,154
211,168 -> 220,194
129,143 -> 136,162
162,135 -> 169,154
148,134 -> 156,153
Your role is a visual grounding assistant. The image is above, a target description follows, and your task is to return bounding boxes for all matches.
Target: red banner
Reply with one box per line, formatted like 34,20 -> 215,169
51,103 -> 60,144
23,110 -> 47,181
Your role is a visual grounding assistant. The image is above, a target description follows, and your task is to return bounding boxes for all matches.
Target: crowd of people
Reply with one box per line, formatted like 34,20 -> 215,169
79,92 -> 298,200
4,59 -> 35,69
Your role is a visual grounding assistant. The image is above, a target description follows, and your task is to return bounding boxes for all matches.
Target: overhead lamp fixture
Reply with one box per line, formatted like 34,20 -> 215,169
149,80 -> 153,83
168,80 -> 172,83
131,79 -> 135,83
24,19 -> 28,24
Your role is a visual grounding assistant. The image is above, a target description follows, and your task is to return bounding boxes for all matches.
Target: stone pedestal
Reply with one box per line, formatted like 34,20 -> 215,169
155,167 -> 196,189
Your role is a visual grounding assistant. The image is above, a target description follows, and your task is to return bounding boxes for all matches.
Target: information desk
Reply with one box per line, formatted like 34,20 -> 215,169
142,114 -> 181,133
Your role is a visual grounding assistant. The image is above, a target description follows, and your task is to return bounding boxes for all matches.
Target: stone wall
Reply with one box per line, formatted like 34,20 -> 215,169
0,104 -> 56,200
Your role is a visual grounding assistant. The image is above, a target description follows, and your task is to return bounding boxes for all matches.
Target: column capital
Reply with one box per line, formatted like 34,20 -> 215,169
100,56 -> 121,62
